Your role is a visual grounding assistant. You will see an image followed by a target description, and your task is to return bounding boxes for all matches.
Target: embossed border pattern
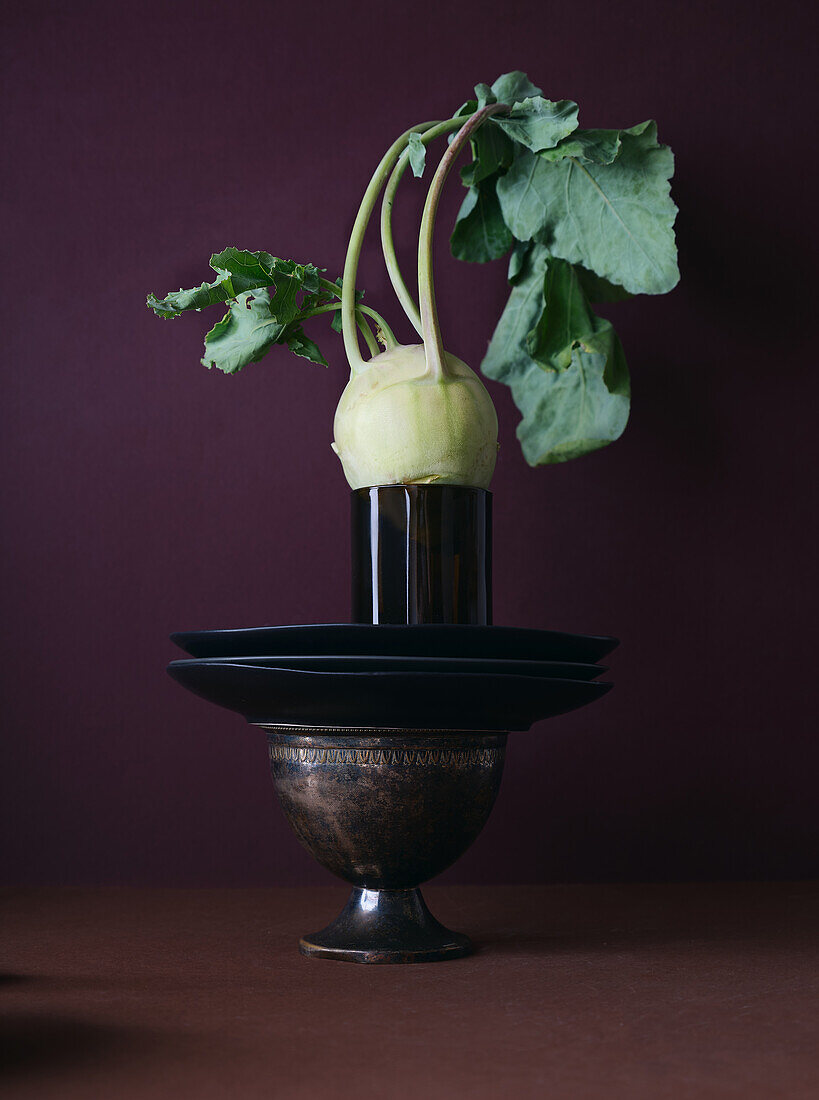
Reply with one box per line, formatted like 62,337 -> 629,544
268,744 -> 503,767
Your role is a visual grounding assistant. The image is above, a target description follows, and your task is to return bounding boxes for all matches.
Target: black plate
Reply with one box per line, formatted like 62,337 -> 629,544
181,655 -> 606,681
171,624 -> 618,663
166,661 -> 613,731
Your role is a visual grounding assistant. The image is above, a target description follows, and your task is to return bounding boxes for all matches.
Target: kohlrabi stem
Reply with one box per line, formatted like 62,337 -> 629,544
317,276 -> 343,298
380,118 -> 465,337
341,121 -> 442,374
302,301 -> 396,355
315,277 -> 398,349
354,312 -> 382,357
417,103 -> 509,382
356,305 -> 397,349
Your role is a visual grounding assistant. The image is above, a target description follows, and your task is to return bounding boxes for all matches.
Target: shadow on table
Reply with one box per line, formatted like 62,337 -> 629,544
0,974 -> 32,988
0,1013 -> 166,1081
470,884 -> 819,959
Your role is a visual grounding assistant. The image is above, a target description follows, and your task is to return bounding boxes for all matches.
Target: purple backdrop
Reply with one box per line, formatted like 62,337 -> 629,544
2,0 -> 817,885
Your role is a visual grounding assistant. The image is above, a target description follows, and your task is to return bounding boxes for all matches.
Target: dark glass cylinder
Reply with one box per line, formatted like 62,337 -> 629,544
351,485 -> 492,625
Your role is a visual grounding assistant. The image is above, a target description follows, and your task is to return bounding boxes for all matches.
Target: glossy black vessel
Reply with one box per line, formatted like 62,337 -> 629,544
351,485 -> 491,625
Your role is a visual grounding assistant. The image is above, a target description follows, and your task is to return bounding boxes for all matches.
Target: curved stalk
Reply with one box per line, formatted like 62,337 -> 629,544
357,305 -> 397,350
417,104 -> 509,381
341,120 -> 442,374
301,302 -> 391,356
314,279 -> 399,349
380,117 -> 465,337
354,312 -> 382,357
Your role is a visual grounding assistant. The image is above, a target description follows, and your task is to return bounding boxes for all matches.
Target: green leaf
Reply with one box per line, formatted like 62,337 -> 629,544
453,97 -> 478,119
538,128 -> 623,165
575,266 -> 632,303
147,248 -> 323,321
284,324 -> 328,366
494,96 -> 579,153
211,248 -> 321,323
147,272 -> 255,318
460,124 -> 514,187
211,247 -> 319,291
526,257 -> 614,371
454,85 -> 530,184
490,71 -> 542,104
451,178 -> 514,263
496,121 -> 678,295
481,246 -> 629,464
482,245 -> 551,385
407,132 -> 426,178
474,83 -> 496,109
201,289 -> 286,374
507,240 -> 533,285
512,340 -> 630,464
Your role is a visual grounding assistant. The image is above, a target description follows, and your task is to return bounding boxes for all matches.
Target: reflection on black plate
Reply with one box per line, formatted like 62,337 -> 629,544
166,661 -> 613,731
183,655 -> 606,680
171,624 -> 618,663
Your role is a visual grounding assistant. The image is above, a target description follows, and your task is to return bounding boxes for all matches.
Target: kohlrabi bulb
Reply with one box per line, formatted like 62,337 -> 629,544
331,343 -> 498,489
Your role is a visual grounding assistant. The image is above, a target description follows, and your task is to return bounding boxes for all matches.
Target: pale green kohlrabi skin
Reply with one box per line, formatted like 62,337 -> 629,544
331,343 -> 498,489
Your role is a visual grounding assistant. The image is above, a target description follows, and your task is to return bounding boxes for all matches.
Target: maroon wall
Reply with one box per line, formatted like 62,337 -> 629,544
3,0 -> 816,885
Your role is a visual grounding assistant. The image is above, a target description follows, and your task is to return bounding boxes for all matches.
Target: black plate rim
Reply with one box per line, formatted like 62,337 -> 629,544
171,622 -> 618,641
170,623 -> 619,660
166,663 -> 613,731
167,660 -> 613,688
168,655 -> 607,673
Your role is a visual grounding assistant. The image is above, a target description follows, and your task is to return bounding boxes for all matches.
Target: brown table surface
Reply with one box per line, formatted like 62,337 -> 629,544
2,884 -> 817,1098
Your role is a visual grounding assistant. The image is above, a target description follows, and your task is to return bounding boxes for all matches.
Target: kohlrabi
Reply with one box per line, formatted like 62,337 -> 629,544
147,72 -> 678,485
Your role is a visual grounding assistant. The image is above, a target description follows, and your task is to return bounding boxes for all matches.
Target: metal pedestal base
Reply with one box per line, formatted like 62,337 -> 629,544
299,887 -> 472,964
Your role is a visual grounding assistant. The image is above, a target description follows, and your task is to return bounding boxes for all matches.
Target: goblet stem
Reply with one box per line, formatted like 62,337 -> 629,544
299,886 -> 472,963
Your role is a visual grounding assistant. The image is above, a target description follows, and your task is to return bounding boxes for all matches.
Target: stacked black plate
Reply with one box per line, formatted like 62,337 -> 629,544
168,624 -> 618,731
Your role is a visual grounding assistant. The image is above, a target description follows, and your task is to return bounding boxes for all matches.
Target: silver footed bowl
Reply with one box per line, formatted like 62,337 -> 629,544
264,729 -> 507,963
